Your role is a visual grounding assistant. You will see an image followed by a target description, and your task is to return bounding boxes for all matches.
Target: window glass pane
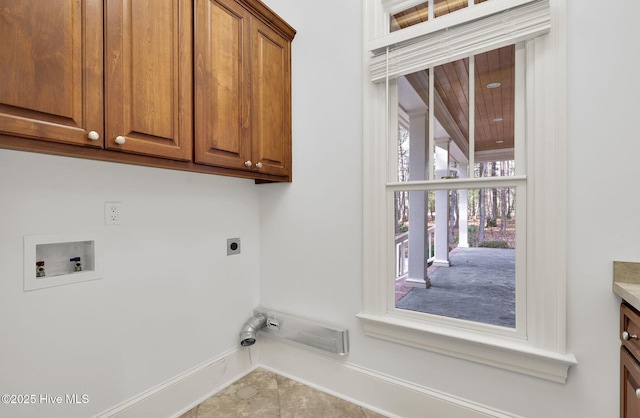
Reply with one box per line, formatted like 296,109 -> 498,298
396,58 -> 470,182
474,45 -> 515,176
474,160 -> 515,178
396,70 -> 429,182
397,125 -> 410,182
390,0 -> 490,32
394,188 -> 516,328
434,57 -> 469,178
396,45 -> 516,182
390,2 -> 428,33
394,189 -> 434,288
434,0 -> 468,18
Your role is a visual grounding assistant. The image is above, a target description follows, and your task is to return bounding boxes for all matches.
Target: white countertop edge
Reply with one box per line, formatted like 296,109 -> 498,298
614,282 -> 640,311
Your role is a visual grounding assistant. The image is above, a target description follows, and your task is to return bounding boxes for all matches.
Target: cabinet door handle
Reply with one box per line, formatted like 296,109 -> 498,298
636,388 -> 640,399
623,331 -> 637,341
115,136 -> 126,145
88,131 -> 100,141
244,160 -> 252,167
255,162 -> 263,169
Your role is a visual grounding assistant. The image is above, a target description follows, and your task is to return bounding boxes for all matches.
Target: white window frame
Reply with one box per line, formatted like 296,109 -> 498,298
358,0 -> 577,383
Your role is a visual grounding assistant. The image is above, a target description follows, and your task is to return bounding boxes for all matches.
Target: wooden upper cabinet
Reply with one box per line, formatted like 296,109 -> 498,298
0,0 -> 104,147
0,0 -> 295,182
195,0 -> 295,180
105,0 -> 193,161
194,0 -> 251,169
251,18 -> 292,178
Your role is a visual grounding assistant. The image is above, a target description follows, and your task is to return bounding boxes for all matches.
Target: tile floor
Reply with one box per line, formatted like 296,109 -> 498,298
178,368 -> 387,418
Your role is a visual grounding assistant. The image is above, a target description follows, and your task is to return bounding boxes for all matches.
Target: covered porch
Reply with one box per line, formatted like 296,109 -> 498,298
396,246 -> 515,328
391,43 -> 519,329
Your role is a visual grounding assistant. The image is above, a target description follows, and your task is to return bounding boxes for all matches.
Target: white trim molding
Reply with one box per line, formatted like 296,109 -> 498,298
372,0 -> 544,54
93,339 -> 527,418
369,0 -> 550,82
259,338 -> 523,418
92,348 -> 254,418
357,313 -> 576,383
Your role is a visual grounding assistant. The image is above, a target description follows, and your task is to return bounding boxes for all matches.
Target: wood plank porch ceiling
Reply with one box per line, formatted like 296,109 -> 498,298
393,0 -> 515,157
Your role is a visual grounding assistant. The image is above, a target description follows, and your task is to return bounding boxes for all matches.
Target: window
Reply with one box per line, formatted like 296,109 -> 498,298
358,0 -> 577,382
389,0 -> 491,33
392,45 -> 525,335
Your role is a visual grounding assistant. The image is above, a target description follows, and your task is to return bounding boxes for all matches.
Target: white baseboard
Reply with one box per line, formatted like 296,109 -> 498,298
93,347 -> 256,418
258,337 -> 522,418
94,339 -> 520,418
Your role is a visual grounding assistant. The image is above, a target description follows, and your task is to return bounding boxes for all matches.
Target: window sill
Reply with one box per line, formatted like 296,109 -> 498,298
356,312 -> 577,383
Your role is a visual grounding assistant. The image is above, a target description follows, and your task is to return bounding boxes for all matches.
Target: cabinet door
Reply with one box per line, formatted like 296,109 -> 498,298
251,18 -> 292,179
105,0 -> 192,160
622,347 -> 640,418
0,0 -> 103,147
194,0 -> 251,170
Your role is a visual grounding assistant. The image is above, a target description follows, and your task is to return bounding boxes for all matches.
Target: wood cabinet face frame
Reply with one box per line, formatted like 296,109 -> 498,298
621,303 -> 640,418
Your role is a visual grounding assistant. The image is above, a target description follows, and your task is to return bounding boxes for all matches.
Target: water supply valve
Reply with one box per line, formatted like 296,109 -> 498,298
36,261 -> 45,277
70,257 -> 82,272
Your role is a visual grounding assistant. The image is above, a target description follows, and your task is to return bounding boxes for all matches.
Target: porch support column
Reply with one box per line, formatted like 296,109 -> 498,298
406,110 -> 430,288
433,137 -> 450,267
458,164 -> 470,248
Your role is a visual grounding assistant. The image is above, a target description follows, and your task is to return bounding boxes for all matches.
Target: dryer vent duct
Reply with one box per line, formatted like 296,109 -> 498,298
243,307 -> 349,356
239,313 -> 267,347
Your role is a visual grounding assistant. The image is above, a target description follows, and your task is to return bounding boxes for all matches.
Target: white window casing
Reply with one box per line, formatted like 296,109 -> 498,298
358,0 -> 577,383
370,0 -> 551,83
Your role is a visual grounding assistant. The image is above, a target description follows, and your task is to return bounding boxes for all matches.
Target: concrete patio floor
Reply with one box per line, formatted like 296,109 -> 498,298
396,247 -> 516,328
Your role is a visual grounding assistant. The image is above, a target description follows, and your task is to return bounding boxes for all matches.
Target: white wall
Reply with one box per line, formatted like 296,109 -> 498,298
0,152 -> 261,418
2,1 -> 637,417
258,0 -> 636,416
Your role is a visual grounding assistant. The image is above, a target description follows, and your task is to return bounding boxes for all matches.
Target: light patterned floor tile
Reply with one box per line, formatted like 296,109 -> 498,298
178,368 -> 387,418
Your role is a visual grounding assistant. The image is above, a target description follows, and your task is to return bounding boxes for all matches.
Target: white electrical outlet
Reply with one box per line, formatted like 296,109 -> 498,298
104,202 -> 122,225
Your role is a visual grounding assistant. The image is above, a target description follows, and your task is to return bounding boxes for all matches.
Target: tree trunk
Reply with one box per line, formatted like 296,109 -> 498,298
448,190 -> 457,244
491,162 -> 498,225
500,162 -> 508,232
500,187 -> 508,232
477,164 -> 486,244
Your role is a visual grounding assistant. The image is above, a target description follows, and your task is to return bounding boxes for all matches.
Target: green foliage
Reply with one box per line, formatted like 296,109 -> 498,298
478,240 -> 510,249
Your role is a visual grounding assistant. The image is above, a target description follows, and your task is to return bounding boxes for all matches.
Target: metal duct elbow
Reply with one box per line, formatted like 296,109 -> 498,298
239,313 -> 267,347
